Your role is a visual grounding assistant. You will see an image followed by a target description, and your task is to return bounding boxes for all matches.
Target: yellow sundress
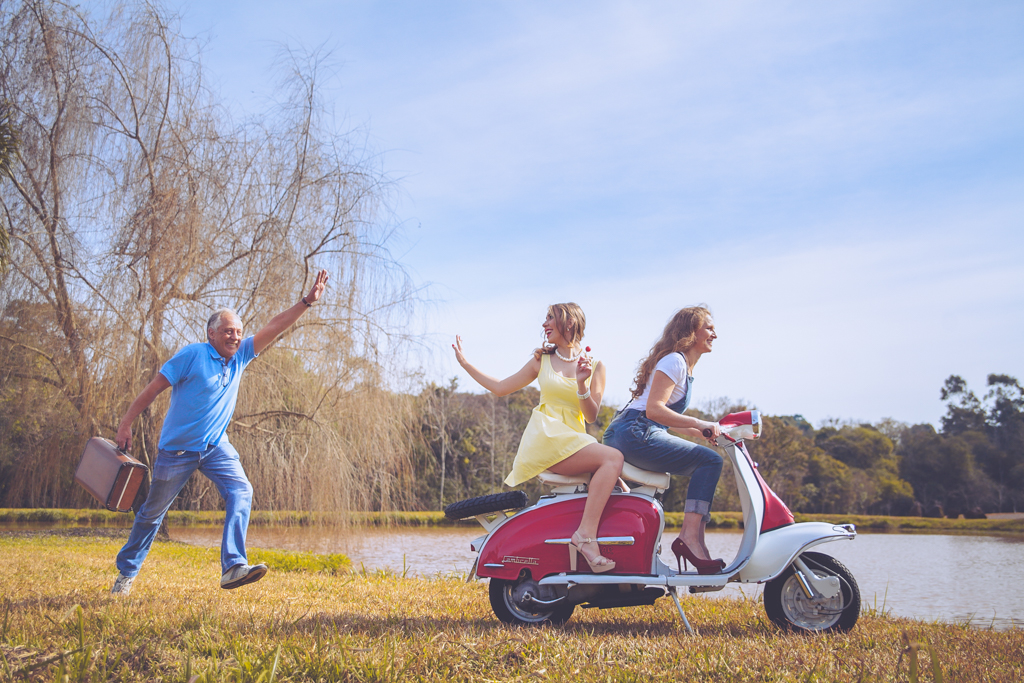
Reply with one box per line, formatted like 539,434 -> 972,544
504,353 -> 597,486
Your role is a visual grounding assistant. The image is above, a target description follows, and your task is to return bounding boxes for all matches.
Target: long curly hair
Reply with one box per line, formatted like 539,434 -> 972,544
533,302 -> 586,360
630,306 -> 711,399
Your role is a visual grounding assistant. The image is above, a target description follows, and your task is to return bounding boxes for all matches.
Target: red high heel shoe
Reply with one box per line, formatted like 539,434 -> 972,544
671,538 -> 725,575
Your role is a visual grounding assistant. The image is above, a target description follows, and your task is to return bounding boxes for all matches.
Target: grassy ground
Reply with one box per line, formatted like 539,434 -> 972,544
3,507 -> 1023,536
2,535 -> 1022,682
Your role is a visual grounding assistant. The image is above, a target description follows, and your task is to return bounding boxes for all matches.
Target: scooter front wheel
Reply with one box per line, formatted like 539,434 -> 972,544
489,578 -> 575,626
763,551 -> 860,633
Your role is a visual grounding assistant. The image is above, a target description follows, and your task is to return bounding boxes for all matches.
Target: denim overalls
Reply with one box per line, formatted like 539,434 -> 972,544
603,374 -> 723,520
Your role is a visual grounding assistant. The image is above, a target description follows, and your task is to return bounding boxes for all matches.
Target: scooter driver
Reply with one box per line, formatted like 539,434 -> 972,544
603,306 -> 726,575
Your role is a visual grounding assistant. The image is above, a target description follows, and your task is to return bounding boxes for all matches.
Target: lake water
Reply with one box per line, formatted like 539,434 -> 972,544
170,525 -> 1024,630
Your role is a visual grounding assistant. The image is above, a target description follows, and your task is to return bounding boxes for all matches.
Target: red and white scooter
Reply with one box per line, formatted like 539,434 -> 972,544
445,411 -> 860,634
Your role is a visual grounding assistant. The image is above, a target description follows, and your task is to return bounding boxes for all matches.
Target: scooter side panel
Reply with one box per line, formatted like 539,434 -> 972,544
476,494 -> 662,580
736,522 -> 856,583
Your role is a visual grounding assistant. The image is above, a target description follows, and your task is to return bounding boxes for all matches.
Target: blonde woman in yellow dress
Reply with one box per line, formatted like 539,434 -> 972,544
452,303 -> 624,573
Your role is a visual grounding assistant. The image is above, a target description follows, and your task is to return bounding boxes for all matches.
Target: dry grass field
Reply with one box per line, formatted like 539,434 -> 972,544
1,534 -> 1022,682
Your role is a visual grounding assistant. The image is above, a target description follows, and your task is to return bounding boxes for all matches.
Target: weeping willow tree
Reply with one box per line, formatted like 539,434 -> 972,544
0,0 -> 421,512
0,96 -> 14,272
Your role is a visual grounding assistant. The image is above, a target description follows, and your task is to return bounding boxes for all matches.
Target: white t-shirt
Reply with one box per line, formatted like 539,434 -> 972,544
627,353 -> 689,412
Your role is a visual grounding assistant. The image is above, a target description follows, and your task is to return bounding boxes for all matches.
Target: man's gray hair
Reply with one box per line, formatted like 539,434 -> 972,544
207,308 -> 240,337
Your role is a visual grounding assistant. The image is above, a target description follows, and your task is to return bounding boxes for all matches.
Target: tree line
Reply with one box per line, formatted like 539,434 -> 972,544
410,374 -> 1024,517
2,1 -> 1021,518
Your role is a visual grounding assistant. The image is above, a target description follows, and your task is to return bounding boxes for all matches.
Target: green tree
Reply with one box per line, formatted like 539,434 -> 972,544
929,373 -> 1024,512
411,383 -> 542,509
802,451 -> 855,514
940,375 -> 987,435
898,424 -> 990,514
982,375 -> 1024,486
815,425 -> 913,514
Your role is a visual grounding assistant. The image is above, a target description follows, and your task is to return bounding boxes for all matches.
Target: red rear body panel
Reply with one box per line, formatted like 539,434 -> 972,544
477,494 -> 663,580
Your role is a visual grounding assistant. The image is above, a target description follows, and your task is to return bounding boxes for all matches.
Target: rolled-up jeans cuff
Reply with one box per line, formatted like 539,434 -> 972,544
684,498 -> 712,523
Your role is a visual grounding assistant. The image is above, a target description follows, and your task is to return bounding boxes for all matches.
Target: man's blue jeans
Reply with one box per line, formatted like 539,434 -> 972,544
116,442 -> 253,577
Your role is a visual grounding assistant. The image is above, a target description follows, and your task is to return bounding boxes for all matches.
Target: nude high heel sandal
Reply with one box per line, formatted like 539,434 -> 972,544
569,531 -> 616,574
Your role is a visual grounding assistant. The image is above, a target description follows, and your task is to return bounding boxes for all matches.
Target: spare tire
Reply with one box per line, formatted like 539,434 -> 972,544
444,491 -> 529,520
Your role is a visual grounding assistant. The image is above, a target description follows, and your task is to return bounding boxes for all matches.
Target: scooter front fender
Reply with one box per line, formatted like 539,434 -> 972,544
736,522 -> 855,583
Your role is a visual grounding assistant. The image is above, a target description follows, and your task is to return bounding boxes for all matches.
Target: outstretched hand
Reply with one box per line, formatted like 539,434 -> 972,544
452,335 -> 468,367
305,270 -> 329,304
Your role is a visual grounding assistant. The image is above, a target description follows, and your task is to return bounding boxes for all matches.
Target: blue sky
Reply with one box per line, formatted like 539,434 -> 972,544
169,0 -> 1024,426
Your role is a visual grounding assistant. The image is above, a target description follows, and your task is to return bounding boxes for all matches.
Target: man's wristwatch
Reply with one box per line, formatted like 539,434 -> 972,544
301,296 -> 313,307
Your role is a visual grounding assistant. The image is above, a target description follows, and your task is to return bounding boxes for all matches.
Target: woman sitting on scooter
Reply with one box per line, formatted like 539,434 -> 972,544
603,306 -> 726,575
452,303 -> 624,573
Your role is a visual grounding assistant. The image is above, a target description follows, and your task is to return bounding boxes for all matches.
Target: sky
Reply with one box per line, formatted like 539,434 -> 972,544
166,0 -> 1024,427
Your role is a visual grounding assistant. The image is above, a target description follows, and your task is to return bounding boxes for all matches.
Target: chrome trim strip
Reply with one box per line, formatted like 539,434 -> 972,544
543,536 -> 635,546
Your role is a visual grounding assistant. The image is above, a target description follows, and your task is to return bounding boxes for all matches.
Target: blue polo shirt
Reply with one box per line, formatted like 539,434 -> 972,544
157,337 -> 258,451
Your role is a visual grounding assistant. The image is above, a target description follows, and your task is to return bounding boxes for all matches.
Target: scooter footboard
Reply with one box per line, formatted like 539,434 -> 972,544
736,522 -> 855,583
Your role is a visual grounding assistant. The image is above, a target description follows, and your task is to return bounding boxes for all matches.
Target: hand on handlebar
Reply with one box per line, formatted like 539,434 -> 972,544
700,421 -> 722,442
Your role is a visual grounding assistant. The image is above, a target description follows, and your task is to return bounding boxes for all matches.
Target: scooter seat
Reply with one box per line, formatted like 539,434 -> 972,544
537,471 -> 591,487
536,463 -> 671,490
621,462 -> 671,489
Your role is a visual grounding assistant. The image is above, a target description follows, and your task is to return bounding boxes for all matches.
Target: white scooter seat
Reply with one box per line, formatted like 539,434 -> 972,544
537,462 -> 671,490
537,470 -> 591,487
622,462 -> 671,489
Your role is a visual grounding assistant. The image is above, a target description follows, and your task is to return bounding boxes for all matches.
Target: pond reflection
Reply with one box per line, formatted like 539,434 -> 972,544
171,525 -> 1024,630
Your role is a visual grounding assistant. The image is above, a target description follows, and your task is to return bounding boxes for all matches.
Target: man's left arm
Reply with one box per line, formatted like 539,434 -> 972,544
253,270 -> 329,355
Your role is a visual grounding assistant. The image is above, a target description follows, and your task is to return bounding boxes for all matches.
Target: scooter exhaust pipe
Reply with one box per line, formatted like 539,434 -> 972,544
520,591 -> 568,607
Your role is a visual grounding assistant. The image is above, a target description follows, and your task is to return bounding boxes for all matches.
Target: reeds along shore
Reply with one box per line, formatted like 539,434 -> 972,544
2,535 -> 1023,683
3,507 -> 1024,535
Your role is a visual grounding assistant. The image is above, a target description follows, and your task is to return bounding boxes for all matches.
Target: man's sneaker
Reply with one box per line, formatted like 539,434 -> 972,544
220,563 -> 268,590
110,573 -> 135,596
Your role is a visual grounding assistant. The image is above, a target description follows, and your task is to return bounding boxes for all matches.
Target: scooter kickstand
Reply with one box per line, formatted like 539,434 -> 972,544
669,588 -> 696,636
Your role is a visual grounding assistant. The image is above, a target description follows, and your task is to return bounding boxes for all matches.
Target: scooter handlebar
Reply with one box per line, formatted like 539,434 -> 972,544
708,411 -> 762,443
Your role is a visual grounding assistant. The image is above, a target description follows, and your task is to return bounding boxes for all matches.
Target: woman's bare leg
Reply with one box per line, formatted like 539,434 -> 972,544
548,443 -> 623,561
677,512 -> 715,561
698,519 -> 711,558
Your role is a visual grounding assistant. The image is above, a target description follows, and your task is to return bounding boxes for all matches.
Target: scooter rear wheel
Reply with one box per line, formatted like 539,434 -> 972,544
489,578 -> 575,626
763,551 -> 860,633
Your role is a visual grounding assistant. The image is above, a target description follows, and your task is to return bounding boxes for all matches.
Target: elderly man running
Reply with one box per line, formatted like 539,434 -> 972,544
110,271 -> 329,595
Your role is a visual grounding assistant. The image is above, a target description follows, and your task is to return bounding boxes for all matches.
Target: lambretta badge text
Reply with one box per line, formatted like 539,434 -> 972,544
503,556 -> 539,565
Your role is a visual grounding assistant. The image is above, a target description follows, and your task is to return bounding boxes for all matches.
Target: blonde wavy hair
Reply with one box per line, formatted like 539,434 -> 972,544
533,302 -> 586,360
630,306 -> 711,399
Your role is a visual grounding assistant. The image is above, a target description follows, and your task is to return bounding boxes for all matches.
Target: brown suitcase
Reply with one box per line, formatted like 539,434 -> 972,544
74,437 -> 149,512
